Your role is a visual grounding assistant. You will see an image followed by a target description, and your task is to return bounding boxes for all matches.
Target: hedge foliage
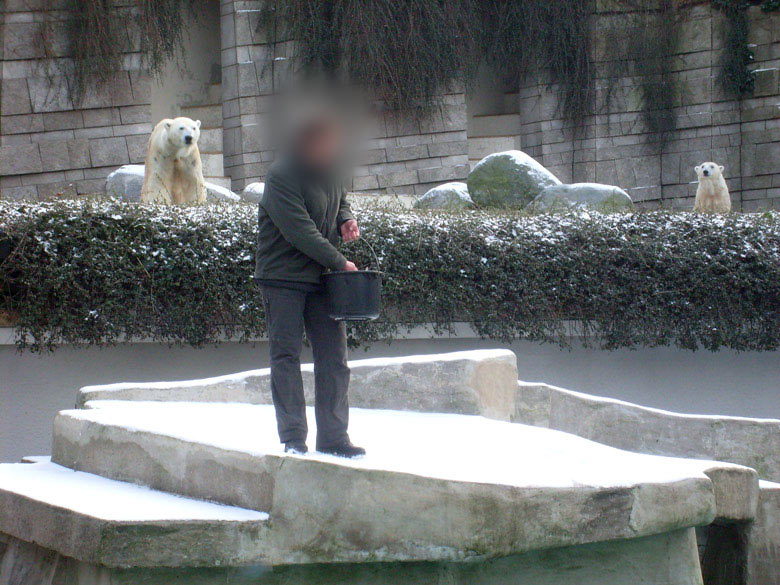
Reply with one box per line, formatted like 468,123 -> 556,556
2,200 -> 780,353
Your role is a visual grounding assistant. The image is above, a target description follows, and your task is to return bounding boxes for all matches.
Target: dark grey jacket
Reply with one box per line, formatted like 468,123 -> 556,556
254,158 -> 354,284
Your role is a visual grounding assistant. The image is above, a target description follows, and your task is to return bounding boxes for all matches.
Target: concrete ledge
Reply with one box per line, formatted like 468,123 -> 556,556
48,401 -> 735,565
515,380 -> 780,483
0,461 -> 269,568
78,349 -> 519,420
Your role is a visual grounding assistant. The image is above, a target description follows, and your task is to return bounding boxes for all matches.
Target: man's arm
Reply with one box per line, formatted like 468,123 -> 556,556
261,173 -> 347,270
337,187 -> 355,226
337,187 -> 360,243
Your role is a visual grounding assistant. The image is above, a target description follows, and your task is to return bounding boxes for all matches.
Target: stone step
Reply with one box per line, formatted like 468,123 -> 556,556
0,460 -> 268,568
205,176 -> 231,190
180,103 -> 222,129
181,83 -> 223,109
77,349 -> 520,421
467,91 -> 519,117
198,127 -> 223,154
49,400 -> 751,566
468,136 -> 520,164
200,152 -> 224,176
467,113 -> 523,138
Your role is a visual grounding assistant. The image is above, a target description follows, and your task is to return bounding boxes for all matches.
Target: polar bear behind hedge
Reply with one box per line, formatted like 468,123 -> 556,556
694,162 -> 731,213
141,117 -> 206,205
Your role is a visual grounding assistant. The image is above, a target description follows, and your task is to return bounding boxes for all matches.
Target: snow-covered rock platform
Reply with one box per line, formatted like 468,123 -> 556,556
47,401 -> 753,565
0,350 -> 765,584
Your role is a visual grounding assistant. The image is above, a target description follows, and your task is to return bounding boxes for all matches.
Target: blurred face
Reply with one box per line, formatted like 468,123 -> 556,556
297,119 -> 346,171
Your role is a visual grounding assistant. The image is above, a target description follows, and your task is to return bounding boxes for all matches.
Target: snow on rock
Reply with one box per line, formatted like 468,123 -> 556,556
516,378 -> 779,487
0,460 -> 267,522
68,401 -> 746,491
0,459 -> 270,568
242,181 -> 265,204
205,182 -> 240,203
77,349 -> 519,420
105,164 -> 145,201
413,182 -> 474,210
467,150 -> 561,209
529,183 -> 634,213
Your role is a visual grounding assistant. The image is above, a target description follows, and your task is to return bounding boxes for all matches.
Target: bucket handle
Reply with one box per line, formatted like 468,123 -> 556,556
343,237 -> 381,272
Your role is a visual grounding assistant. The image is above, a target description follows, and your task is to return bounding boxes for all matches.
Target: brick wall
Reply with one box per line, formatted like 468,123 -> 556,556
484,3 -> 780,211
0,0 -> 151,200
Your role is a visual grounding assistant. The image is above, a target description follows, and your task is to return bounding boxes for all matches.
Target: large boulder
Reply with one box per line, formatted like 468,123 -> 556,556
529,183 -> 634,213
413,182 -> 473,210
242,182 -> 265,204
467,150 -> 561,208
104,165 -> 240,203
205,182 -> 241,203
105,164 -> 145,201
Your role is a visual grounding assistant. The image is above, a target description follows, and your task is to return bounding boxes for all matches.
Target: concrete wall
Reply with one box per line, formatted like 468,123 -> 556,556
468,3 -> 780,211
2,329 -> 779,463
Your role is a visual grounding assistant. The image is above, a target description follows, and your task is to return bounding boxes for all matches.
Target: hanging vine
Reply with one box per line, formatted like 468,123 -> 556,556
55,0 -> 196,103
712,0 -> 779,98
607,0 -> 681,152
65,0 -> 123,102
257,0 -> 478,111
52,0 -> 780,132
713,0 -> 757,97
477,0 -> 593,127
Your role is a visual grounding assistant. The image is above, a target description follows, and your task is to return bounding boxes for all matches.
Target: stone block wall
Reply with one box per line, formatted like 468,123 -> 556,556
219,0 -> 469,195
0,0 -> 151,200
498,3 -> 780,211
2,1 -> 778,205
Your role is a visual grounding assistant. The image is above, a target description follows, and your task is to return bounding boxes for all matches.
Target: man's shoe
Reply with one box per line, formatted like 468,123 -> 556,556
317,441 -> 366,459
284,441 -> 308,455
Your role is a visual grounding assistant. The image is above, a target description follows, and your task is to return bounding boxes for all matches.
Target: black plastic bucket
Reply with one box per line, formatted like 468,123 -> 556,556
323,239 -> 382,321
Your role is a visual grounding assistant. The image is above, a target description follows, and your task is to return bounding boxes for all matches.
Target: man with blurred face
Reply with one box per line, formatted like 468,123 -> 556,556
254,114 -> 365,458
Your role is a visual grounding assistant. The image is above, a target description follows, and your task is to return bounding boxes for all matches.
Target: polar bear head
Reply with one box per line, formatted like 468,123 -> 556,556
164,117 -> 201,151
695,162 -> 724,181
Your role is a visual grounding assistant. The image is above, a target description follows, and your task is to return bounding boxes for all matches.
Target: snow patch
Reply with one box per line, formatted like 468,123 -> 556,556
71,401 -> 745,490
0,460 -> 269,521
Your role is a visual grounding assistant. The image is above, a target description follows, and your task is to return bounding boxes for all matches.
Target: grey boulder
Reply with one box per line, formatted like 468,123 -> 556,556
242,182 -> 265,204
413,182 -> 473,210
104,164 -> 240,203
529,183 -> 634,213
205,182 -> 241,203
467,150 -> 561,209
105,164 -> 144,201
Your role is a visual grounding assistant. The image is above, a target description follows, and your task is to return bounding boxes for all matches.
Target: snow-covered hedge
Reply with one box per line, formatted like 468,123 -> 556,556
1,200 -> 780,352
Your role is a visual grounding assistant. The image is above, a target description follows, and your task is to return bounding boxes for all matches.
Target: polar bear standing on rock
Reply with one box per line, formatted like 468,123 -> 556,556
141,117 -> 206,205
694,162 -> 731,213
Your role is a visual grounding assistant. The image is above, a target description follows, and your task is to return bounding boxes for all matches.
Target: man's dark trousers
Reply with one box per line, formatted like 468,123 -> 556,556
261,284 -> 350,448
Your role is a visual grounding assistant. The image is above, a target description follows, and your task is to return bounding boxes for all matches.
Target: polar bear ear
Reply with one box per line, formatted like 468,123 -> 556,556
195,120 -> 201,129
719,165 -> 724,173
694,165 -> 700,173
165,122 -> 171,129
